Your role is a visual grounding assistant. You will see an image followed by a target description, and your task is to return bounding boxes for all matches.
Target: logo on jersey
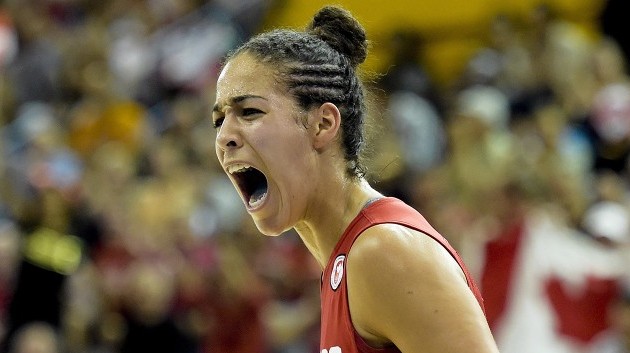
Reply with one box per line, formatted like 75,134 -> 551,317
330,255 -> 345,291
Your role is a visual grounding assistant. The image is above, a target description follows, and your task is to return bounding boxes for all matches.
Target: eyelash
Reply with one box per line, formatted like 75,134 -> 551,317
213,108 -> 263,129
242,108 -> 262,116
213,117 -> 224,129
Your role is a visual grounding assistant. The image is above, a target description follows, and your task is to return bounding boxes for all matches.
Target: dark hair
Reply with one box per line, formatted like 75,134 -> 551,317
226,6 -> 369,178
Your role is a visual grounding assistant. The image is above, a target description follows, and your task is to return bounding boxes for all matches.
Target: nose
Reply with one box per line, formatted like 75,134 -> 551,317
215,115 -> 242,152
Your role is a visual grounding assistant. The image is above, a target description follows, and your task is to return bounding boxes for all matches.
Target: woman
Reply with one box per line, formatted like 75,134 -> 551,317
212,5 -> 499,353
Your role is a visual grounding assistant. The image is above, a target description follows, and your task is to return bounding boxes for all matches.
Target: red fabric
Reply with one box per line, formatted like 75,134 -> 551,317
320,197 -> 484,353
545,275 -> 620,344
480,219 -> 525,331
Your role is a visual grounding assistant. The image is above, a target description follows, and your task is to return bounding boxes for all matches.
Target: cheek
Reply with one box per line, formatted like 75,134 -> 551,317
215,143 -> 224,163
266,131 -> 310,165
254,119 -> 314,176
270,139 -> 314,190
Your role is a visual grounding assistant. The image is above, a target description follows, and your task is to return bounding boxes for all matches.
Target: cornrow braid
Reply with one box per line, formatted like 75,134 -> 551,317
287,64 -> 348,103
225,6 -> 369,178
287,62 -> 366,177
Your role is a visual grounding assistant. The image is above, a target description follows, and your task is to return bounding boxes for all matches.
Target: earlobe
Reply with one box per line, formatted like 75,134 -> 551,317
313,102 -> 341,150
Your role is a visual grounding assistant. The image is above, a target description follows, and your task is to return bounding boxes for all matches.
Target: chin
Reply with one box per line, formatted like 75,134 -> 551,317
252,217 -> 292,237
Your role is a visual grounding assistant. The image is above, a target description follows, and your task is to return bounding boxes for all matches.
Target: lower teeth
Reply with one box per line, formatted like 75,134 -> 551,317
248,190 -> 267,207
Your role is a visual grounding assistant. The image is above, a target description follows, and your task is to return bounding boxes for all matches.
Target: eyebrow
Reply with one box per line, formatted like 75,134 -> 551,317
212,94 -> 267,113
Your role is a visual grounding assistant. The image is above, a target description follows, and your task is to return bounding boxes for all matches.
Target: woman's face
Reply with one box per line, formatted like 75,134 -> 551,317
213,53 -> 318,236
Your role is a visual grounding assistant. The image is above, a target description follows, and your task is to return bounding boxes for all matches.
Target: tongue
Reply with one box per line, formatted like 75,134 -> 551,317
248,186 -> 267,207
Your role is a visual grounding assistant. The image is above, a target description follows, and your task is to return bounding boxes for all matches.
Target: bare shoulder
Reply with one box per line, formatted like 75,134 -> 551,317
346,223 -> 498,353
348,223 -> 465,287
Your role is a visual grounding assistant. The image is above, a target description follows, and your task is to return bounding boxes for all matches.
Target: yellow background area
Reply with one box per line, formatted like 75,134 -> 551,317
262,0 -> 607,88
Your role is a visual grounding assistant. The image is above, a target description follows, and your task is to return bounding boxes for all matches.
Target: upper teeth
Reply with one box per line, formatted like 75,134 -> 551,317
227,163 -> 253,174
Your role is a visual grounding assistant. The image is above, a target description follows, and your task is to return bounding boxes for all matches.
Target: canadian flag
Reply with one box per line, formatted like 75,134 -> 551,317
463,207 -> 627,353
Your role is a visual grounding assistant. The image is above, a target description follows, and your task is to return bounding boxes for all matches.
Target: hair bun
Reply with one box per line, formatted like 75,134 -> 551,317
307,6 -> 368,67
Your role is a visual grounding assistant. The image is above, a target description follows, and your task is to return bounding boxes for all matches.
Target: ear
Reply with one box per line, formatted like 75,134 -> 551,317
312,102 -> 341,150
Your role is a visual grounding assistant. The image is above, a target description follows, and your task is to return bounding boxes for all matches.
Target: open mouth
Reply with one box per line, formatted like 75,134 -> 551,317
228,164 -> 269,209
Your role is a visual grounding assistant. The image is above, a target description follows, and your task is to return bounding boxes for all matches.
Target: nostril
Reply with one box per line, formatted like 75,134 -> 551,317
227,140 -> 237,147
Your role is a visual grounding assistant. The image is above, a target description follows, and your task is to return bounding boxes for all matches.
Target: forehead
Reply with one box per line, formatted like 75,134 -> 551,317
216,54 -> 282,105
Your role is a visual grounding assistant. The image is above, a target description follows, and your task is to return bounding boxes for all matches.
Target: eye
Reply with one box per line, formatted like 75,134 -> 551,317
212,116 -> 224,129
242,108 -> 263,117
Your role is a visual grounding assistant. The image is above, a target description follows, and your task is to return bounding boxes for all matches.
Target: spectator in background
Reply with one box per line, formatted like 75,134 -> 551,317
117,261 -> 196,353
379,30 -> 441,111
4,3 -> 62,105
589,37 -> 630,173
374,30 -> 446,202
600,0 -> 630,70
0,218 -> 20,346
7,322 -> 60,353
257,231 -> 321,353
2,189 -> 83,353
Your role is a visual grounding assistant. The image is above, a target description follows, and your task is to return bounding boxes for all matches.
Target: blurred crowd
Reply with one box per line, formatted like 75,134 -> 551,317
0,1 -> 629,353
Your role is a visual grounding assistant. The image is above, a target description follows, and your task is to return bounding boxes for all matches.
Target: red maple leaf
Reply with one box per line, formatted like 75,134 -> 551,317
544,275 -> 620,344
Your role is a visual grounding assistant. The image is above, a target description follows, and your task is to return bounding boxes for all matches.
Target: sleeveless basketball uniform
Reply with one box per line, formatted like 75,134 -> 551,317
320,197 -> 484,353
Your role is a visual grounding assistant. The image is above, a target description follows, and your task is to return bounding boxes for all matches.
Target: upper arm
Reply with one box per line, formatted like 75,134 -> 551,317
346,224 -> 498,353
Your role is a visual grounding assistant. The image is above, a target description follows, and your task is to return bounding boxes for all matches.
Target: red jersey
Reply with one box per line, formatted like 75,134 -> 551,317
320,197 -> 484,353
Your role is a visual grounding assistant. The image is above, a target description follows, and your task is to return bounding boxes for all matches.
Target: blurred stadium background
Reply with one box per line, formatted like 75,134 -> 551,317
263,0 -> 605,86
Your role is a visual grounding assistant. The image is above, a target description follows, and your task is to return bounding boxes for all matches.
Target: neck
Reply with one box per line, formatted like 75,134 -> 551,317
294,177 -> 382,268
